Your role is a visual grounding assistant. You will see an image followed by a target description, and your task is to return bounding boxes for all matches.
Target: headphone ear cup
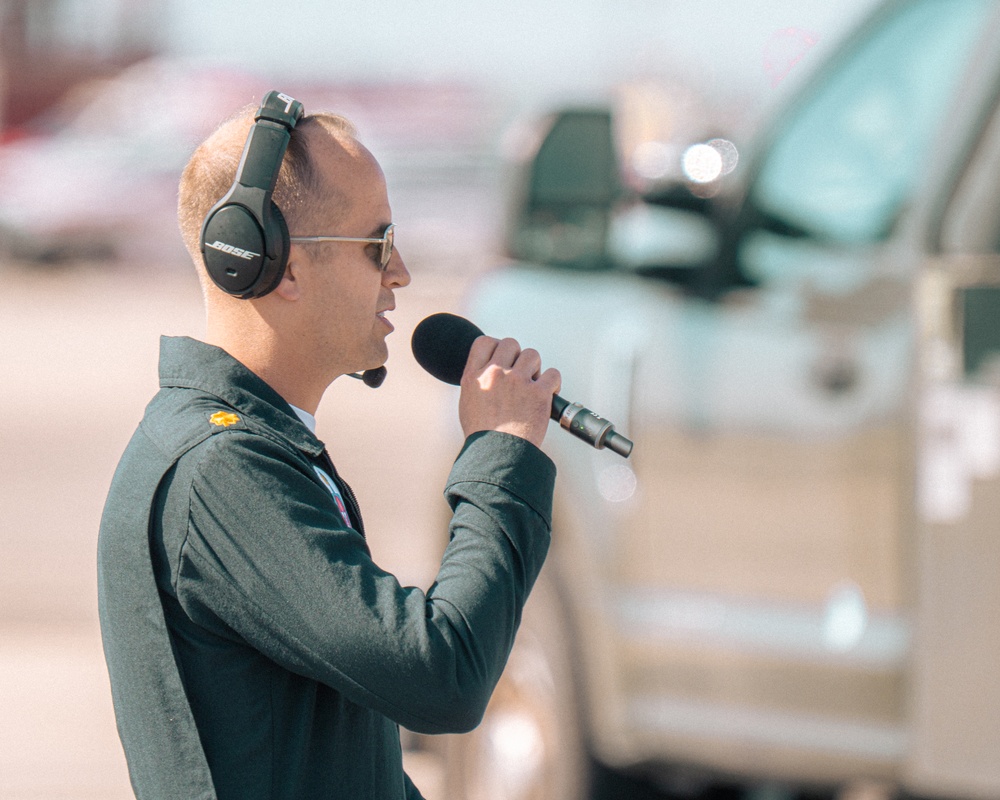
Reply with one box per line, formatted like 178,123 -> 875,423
200,91 -> 303,299
201,203 -> 268,297
200,201 -> 290,299
251,203 -> 290,298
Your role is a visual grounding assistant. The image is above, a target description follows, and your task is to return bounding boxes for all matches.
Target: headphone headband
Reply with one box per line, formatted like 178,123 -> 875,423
256,91 -> 305,127
199,91 -> 305,298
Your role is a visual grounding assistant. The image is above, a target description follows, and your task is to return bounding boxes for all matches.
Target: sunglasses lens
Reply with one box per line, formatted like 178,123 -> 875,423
381,225 -> 394,269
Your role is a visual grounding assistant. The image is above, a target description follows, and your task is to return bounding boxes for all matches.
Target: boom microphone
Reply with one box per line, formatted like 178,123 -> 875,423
411,313 -> 633,458
346,367 -> 387,387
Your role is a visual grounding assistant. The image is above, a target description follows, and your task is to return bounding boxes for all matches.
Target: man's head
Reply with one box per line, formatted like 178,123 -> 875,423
178,102 -> 410,404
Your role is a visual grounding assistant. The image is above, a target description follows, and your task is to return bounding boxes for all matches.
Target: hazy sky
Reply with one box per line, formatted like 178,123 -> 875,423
161,0 -> 878,120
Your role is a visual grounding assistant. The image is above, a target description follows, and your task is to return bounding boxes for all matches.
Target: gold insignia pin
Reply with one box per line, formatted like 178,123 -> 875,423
210,411 -> 241,428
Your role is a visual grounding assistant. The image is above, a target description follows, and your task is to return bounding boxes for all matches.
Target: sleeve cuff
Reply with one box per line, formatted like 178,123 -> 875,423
445,431 -> 557,527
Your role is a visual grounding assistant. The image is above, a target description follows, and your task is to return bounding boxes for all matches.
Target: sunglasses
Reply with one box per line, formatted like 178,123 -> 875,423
290,223 -> 395,270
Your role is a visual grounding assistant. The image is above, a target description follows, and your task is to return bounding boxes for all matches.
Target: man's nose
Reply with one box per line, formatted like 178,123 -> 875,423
384,248 -> 410,288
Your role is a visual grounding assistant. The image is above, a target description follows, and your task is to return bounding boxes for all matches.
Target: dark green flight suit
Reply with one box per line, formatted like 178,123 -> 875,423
97,336 -> 555,800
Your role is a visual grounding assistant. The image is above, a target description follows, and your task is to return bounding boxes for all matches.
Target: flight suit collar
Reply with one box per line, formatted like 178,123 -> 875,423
157,335 -> 326,458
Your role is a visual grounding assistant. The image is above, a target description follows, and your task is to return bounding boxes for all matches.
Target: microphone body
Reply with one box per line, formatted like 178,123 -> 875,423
411,313 -> 633,458
552,395 -> 633,458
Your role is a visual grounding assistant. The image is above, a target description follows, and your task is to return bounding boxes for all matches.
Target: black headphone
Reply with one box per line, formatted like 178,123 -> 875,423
200,91 -> 305,299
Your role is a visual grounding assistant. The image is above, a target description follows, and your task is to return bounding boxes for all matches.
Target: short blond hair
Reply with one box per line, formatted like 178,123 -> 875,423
178,106 -> 356,279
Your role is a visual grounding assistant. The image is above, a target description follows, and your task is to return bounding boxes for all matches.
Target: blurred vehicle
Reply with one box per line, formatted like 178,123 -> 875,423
0,58 -> 260,264
446,1 -> 1000,798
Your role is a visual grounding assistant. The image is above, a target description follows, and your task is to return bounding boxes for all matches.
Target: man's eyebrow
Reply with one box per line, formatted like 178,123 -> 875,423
368,223 -> 391,238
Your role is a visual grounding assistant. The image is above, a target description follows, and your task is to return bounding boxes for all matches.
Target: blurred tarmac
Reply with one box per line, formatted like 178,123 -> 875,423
0,256 -> 481,798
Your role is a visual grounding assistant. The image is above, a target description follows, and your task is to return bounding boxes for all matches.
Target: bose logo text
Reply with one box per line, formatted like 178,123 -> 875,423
207,241 -> 260,260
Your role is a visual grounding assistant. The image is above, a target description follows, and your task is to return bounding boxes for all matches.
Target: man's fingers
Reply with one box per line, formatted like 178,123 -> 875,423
465,336 -> 523,372
467,337 -> 556,391
491,338 -> 522,369
465,335 -> 499,374
511,348 -> 542,380
537,367 -> 562,397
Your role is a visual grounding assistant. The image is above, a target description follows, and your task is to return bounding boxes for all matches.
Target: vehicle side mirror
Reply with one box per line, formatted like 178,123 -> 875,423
505,108 -> 620,270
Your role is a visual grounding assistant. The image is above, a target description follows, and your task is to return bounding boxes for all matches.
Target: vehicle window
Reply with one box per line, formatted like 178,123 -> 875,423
751,0 -> 991,245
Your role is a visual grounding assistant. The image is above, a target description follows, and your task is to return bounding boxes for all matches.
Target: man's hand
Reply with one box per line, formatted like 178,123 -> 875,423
458,336 -> 561,449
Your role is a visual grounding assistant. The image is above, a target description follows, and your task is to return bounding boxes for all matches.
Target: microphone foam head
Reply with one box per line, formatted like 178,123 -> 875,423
411,313 -> 484,385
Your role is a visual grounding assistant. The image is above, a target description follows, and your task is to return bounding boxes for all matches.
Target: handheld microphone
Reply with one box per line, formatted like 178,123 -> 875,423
347,367 -> 387,388
411,313 -> 633,458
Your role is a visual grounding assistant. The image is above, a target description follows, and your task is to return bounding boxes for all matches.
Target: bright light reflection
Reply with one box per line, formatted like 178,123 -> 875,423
598,464 -> 637,503
707,138 -> 739,175
682,143 -> 723,183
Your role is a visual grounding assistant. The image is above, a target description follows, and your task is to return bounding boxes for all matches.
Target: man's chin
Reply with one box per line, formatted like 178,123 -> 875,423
340,341 -> 389,379
356,352 -> 388,378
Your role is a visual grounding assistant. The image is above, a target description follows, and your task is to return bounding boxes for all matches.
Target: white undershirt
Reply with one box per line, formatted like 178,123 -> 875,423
289,404 -> 317,434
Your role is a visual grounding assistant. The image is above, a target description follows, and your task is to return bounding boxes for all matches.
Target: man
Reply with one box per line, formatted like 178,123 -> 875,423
97,93 -> 560,799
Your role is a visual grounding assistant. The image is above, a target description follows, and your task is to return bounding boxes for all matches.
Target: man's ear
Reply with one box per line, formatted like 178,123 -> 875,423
271,254 -> 303,301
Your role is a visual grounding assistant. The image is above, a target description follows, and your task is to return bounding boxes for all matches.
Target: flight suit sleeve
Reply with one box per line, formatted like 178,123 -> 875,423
169,428 -> 555,734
